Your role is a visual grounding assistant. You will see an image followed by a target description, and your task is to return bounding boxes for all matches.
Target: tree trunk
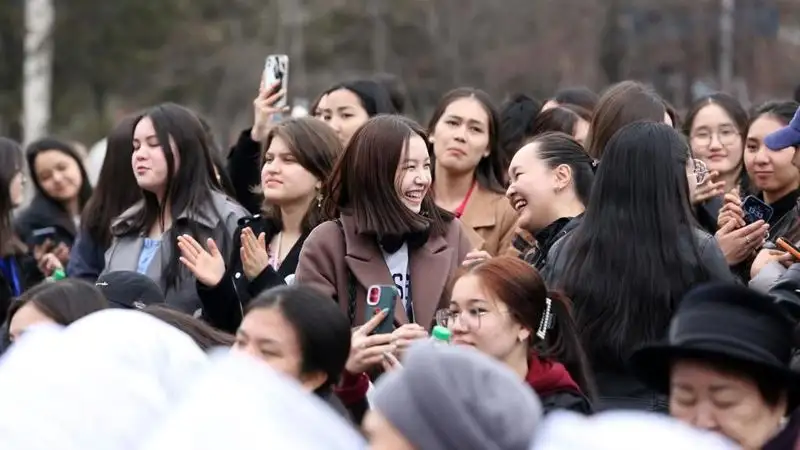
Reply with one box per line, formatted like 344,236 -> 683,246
22,0 -> 54,146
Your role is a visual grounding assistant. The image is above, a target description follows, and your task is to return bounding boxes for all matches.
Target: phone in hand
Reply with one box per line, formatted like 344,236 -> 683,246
263,54 -> 289,109
741,195 -> 774,225
776,237 -> 800,260
365,285 -> 397,335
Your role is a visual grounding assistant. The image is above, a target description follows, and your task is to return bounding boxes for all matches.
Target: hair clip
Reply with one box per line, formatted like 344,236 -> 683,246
536,297 -> 553,340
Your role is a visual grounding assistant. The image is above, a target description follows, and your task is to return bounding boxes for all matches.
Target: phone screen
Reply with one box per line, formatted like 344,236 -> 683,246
742,195 -> 774,225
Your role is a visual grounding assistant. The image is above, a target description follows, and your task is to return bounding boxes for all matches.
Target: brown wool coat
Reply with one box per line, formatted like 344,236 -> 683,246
458,185 -> 519,256
294,215 -> 472,329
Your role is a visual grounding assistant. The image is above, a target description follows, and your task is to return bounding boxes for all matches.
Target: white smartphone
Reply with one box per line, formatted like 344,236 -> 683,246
263,54 -> 289,109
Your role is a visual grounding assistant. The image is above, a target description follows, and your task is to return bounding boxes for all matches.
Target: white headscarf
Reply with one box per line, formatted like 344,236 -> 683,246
530,410 -> 739,450
138,349 -> 366,450
0,310 -> 209,450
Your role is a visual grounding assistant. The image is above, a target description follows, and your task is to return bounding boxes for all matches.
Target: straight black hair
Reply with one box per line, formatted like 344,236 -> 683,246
524,132 -> 594,205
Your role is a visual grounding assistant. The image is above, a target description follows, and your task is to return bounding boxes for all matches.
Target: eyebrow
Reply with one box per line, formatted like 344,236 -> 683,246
446,114 -> 487,127
450,298 -> 489,307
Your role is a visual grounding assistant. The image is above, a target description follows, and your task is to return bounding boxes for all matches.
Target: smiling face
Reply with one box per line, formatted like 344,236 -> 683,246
506,143 -> 564,232
33,150 -> 83,203
132,116 -> 179,199
690,103 -> 743,176
395,134 -> 432,213
744,114 -> 800,196
430,97 -> 490,176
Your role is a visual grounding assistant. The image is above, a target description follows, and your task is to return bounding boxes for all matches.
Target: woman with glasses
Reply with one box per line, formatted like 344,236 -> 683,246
442,255 -> 594,414
543,122 -> 733,412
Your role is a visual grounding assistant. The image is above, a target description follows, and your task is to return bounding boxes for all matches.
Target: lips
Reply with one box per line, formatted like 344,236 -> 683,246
446,148 -> 467,157
510,196 -> 527,212
134,166 -> 149,175
404,189 -> 426,203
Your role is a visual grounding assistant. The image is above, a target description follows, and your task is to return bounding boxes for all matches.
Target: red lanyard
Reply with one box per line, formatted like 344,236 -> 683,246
454,182 -> 476,218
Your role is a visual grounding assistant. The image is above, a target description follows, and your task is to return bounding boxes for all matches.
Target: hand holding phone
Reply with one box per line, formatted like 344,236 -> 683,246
263,54 -> 289,109
364,285 -> 398,335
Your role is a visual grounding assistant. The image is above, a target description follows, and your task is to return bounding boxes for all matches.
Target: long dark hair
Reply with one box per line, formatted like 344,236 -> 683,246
0,138 -> 25,255
557,122 -> 708,369
427,88 -> 507,191
123,103 -> 228,292
260,117 -> 341,233
499,94 -> 543,164
324,115 -> 453,237
25,138 -> 93,211
142,304 -> 234,350
453,256 -> 596,398
81,116 -> 143,248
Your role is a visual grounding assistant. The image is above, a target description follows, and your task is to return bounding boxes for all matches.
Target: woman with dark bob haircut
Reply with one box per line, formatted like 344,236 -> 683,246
232,284 -> 352,419
6,278 -> 108,344
544,122 -> 734,412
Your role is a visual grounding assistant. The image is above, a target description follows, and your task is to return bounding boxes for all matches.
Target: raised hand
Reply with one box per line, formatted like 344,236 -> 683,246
240,227 -> 269,280
178,235 -> 226,287
251,81 -> 289,142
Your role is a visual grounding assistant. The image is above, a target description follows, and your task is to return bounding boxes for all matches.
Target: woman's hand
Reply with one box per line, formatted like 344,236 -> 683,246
251,81 -> 288,142
37,253 -> 63,277
382,351 -> 403,372
346,309 -> 396,374
717,190 -> 745,230
390,323 -> 428,359
751,249 -> 794,278
692,170 -> 726,205
462,250 -> 492,266
715,219 -> 769,265
52,242 -> 70,265
178,235 -> 226,287
240,227 -> 269,280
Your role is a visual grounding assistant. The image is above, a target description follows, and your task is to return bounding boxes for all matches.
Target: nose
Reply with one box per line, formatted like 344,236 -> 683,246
709,132 -> 723,149
690,404 -> 720,432
753,146 -> 771,164
453,125 -> 467,143
506,183 -> 516,200
329,116 -> 343,133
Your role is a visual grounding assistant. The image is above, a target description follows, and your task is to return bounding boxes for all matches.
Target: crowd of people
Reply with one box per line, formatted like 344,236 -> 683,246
0,74 -> 800,449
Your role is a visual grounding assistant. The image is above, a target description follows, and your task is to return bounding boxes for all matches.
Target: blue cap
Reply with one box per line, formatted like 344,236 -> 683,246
765,106 -> 800,150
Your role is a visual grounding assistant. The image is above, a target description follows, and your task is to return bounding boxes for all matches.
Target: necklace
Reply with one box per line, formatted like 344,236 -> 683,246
269,232 -> 283,269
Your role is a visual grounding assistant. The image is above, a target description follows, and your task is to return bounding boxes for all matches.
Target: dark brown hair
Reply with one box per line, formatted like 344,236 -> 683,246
142,305 -> 234,350
531,106 -> 585,138
6,279 -> 108,339
427,88 -> 507,192
323,115 -> 454,237
585,81 -> 666,159
260,117 -> 342,233
451,256 -> 596,398
0,138 -> 26,256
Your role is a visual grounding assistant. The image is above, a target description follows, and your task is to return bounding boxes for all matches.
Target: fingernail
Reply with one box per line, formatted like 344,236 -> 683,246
381,308 -> 389,314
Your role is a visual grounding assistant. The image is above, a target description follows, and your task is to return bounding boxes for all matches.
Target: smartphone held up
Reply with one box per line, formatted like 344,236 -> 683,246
263,54 -> 289,109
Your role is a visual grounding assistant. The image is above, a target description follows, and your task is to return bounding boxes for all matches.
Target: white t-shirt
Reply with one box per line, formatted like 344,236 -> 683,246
381,243 -> 410,313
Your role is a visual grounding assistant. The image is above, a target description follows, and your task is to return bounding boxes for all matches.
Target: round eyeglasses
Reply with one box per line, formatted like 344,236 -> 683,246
435,308 -> 485,331
690,128 -> 740,149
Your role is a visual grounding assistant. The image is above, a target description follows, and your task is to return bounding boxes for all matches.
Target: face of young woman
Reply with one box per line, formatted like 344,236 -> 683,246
8,302 -> 55,343
33,150 -> 83,204
447,274 -> 529,364
744,115 -> 800,196
395,134 -> 432,213
233,307 -> 325,391
430,97 -> 490,176
132,116 -> 180,198
689,104 -> 743,177
506,143 -> 564,232
670,360 -> 786,450
363,410 -> 416,450
322,89 -> 370,147
261,136 -> 320,207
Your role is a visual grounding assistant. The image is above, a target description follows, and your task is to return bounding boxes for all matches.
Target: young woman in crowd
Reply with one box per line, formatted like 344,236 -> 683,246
507,132 -> 594,271
6,279 -> 108,344
545,122 -> 733,412
631,283 -> 798,450
0,138 -> 39,324
444,256 -> 594,413
233,285 -> 352,420
15,138 -> 92,268
142,304 -> 234,351
427,88 -> 517,256
179,117 -> 341,333
530,105 -> 593,146
229,79 -> 395,215
67,117 -> 143,281
716,101 -> 800,279
683,93 -> 749,233
541,86 -> 599,113
101,103 -> 248,315
585,81 -> 670,160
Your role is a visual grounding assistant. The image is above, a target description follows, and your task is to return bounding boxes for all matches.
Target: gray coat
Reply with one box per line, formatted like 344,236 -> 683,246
101,192 -> 248,315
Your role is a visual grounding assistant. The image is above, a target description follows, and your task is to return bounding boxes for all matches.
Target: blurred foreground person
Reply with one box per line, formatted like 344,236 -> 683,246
631,283 -> 799,450
364,341 -> 542,450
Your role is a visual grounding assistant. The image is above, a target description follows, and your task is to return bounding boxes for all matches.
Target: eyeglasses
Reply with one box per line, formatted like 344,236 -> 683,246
692,158 -> 709,184
690,128 -> 740,149
435,308 -> 486,331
